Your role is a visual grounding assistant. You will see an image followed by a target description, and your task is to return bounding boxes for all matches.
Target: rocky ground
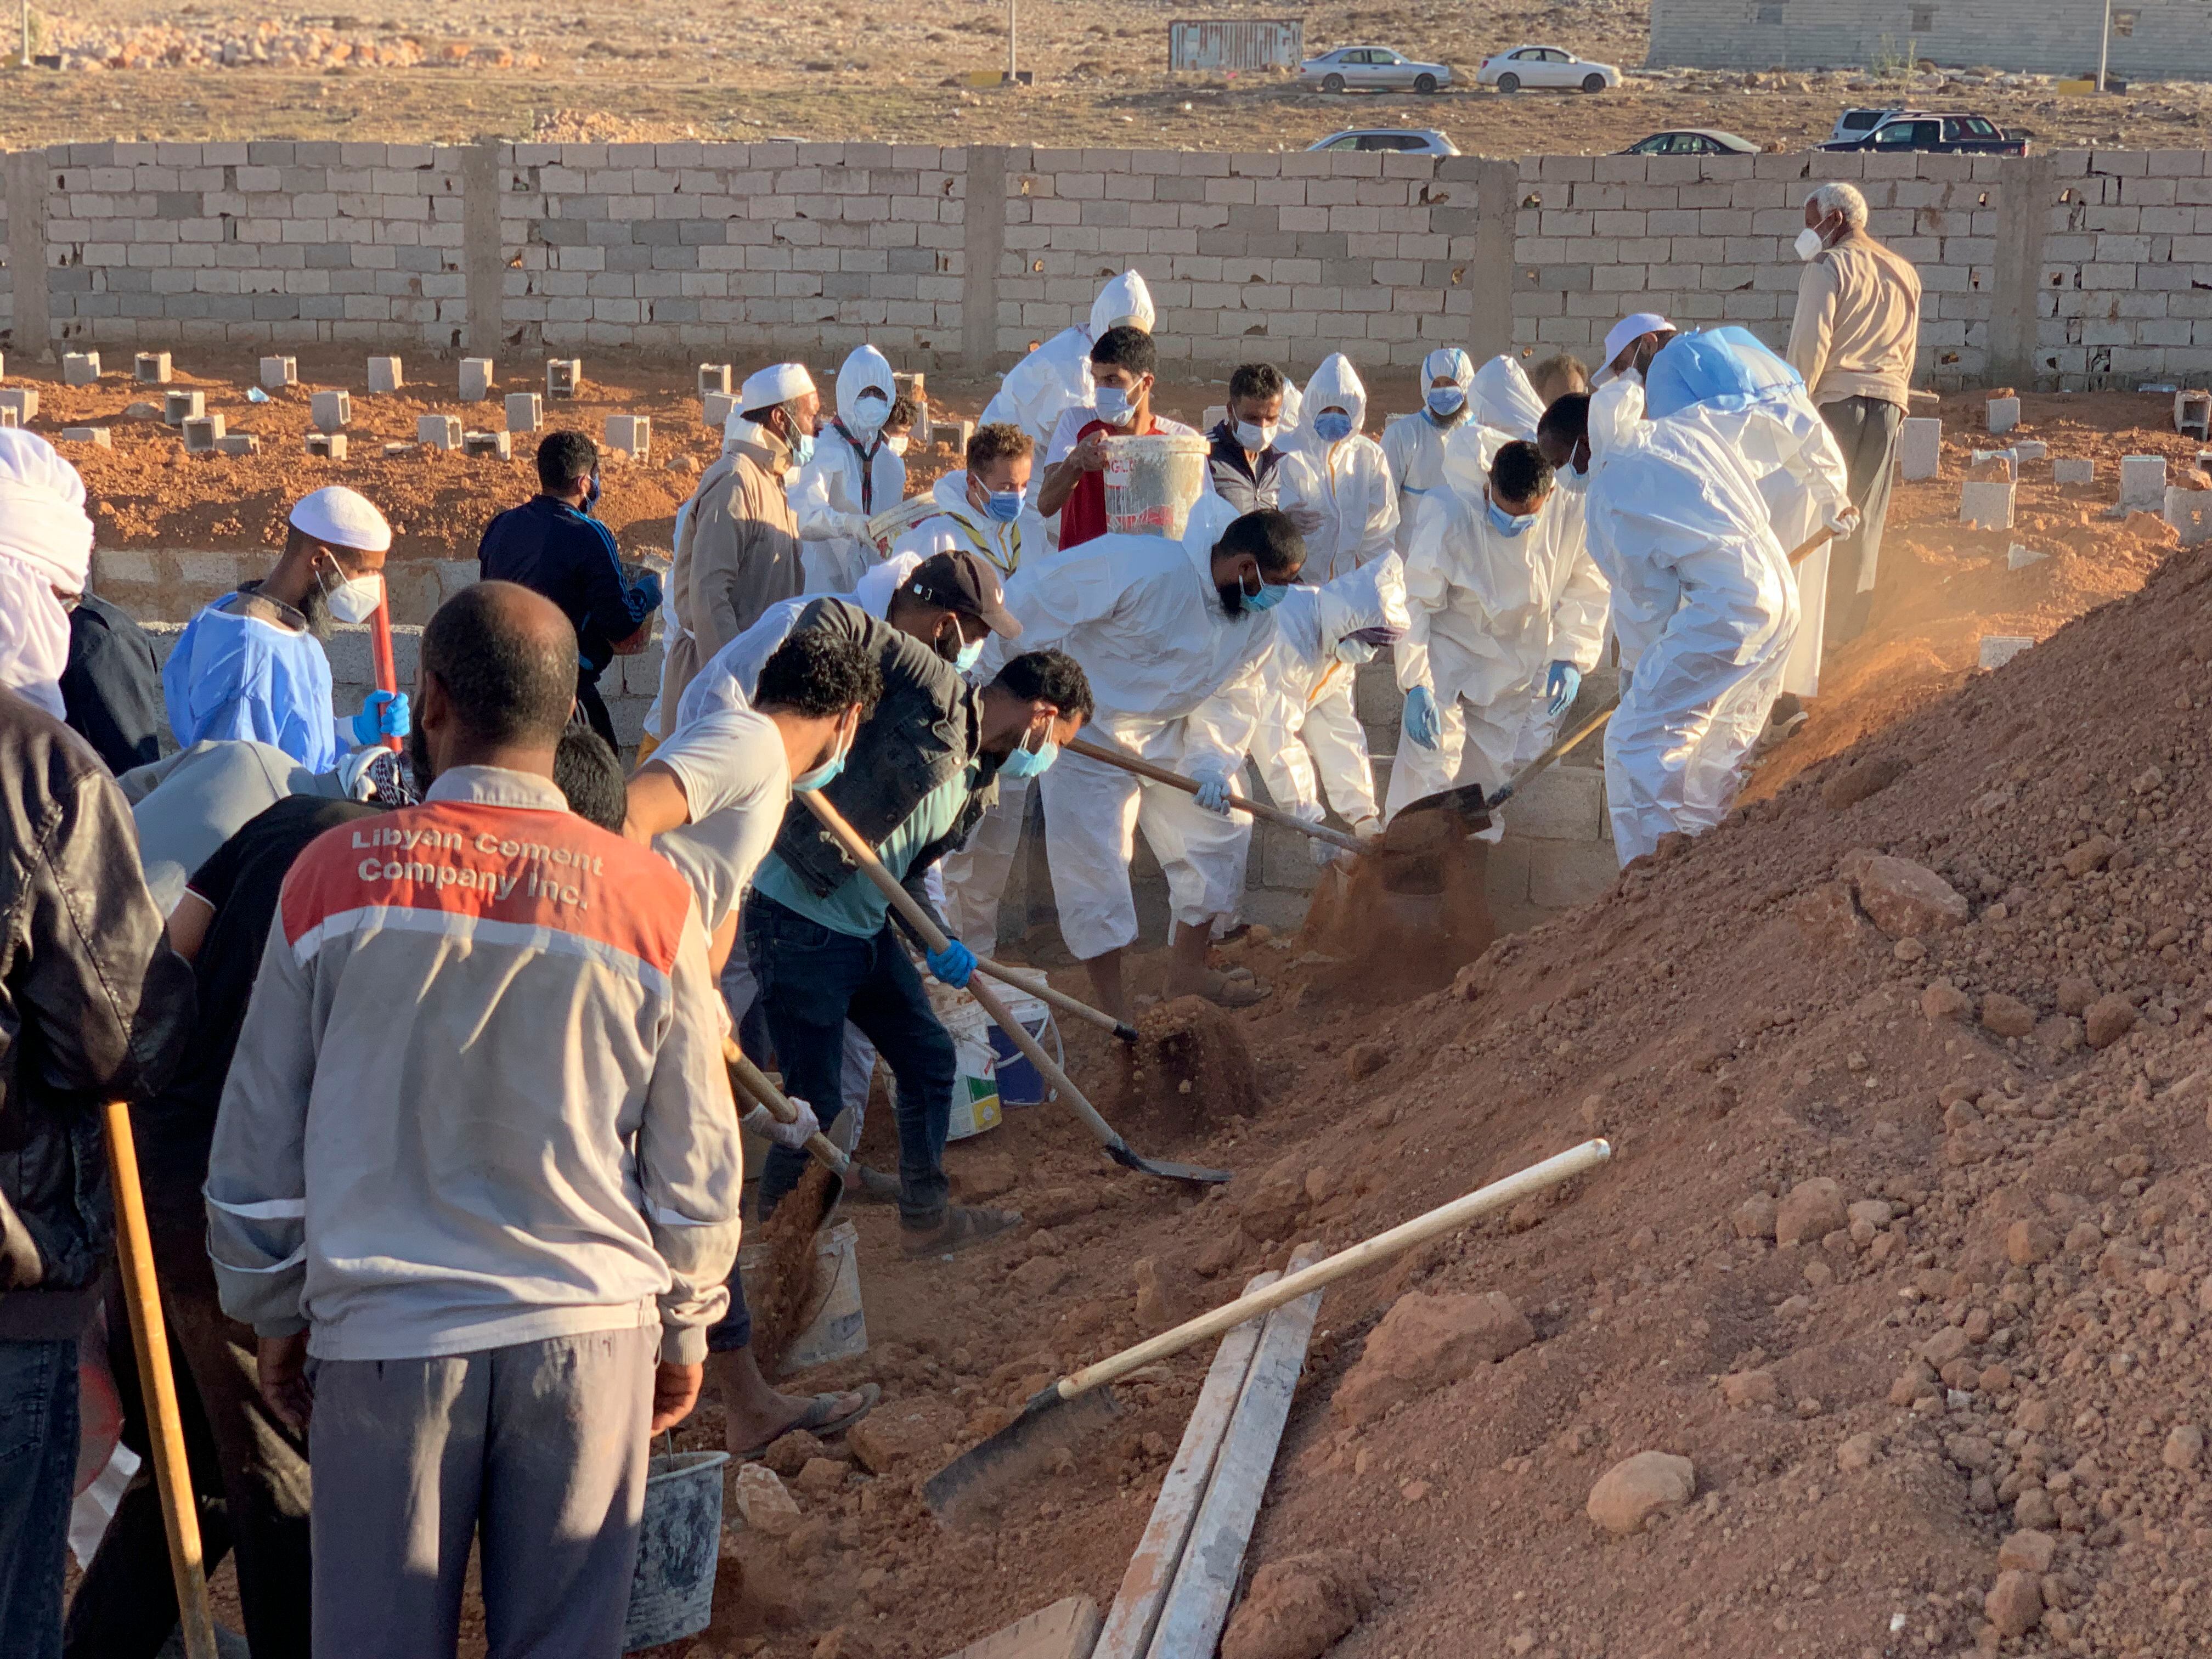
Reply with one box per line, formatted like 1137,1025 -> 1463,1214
5,0 -> 2212,152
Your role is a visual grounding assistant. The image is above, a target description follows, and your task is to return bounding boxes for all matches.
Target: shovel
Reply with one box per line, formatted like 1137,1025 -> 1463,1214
795,791 -> 1231,1186
923,1137 -> 1614,1521
1064,737 -> 1365,854
1384,522 -> 1843,848
723,1036 -> 849,1230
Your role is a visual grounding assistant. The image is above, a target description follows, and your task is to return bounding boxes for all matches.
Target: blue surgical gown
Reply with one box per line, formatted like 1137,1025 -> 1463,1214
162,595 -> 342,772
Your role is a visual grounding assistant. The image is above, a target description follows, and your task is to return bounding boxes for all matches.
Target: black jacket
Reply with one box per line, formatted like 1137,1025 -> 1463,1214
61,594 -> 165,774
768,599 -> 999,931
0,691 -> 194,1339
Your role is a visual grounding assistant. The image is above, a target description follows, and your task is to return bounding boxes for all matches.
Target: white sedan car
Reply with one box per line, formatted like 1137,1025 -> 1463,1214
1475,45 -> 1621,94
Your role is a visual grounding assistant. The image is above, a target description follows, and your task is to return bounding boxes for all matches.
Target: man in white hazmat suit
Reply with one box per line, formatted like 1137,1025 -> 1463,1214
1643,327 -> 1851,712
1000,492 -> 1306,1018
1249,554 -> 1410,856
1386,430 -> 1610,830
1559,374 -> 1803,864
1469,354 -> 1548,439
983,270 -> 1156,447
889,422 -> 1032,580
1380,348 -> 1475,557
791,345 -> 906,595
1277,353 -> 1397,585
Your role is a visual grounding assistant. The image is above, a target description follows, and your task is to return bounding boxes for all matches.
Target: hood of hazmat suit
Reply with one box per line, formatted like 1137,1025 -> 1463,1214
1583,393 -> 1802,863
1091,268 -> 1157,336
1278,354 -> 1397,584
792,344 -> 906,594
0,429 -> 96,720
1380,348 -> 1477,555
1469,354 -> 1548,440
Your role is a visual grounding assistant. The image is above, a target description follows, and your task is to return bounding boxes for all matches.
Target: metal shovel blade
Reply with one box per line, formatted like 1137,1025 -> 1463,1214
1104,1141 -> 1233,1185
923,1383 -> 1122,1524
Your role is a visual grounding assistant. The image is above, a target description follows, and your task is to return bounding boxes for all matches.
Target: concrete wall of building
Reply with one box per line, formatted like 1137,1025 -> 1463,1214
1649,0 -> 2212,81
9,140 -> 2212,390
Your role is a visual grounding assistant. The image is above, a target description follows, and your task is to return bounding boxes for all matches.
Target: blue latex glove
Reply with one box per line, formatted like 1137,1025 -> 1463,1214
1402,685 -> 1442,750
1192,772 -> 1234,815
1544,661 -> 1582,718
351,690 -> 410,746
926,938 -> 976,989
633,569 -> 664,613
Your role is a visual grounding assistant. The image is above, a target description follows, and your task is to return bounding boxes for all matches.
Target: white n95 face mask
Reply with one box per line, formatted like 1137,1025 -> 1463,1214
1795,227 -> 1826,262
1234,419 -> 1277,452
321,564 -> 384,624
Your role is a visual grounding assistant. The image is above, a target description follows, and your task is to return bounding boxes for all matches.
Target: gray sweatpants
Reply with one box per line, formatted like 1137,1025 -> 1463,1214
307,1327 -> 656,1659
1818,394 -> 1904,647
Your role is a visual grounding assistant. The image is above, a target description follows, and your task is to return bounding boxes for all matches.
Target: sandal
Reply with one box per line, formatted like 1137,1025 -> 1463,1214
1172,968 -> 1271,1009
736,1383 -> 882,1461
901,1205 -> 1023,1259
850,1163 -> 903,1205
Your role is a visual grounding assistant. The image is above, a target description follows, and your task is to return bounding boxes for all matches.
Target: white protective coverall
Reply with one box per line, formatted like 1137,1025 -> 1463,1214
889,469 -> 1026,579
1276,354 -> 1398,585
1644,327 -> 1848,698
1251,554 -> 1410,839
1386,424 -> 1611,828
1003,494 -> 1277,961
1583,375 -> 1802,865
1379,348 -> 1476,558
981,270 -> 1156,448
1469,354 -> 1548,438
791,346 -> 906,596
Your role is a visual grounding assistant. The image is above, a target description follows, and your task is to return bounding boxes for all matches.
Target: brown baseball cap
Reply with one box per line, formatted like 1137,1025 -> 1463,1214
907,550 -> 1022,639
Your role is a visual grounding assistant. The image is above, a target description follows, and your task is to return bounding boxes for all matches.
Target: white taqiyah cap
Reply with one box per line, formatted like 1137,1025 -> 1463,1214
1602,312 -> 1674,366
740,362 -> 816,410
288,486 -> 392,554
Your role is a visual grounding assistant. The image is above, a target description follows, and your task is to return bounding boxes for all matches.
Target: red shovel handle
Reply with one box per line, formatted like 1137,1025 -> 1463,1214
369,596 -> 402,752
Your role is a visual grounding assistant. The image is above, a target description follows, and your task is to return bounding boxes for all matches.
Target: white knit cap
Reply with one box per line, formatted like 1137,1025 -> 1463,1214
1602,312 -> 1674,365
740,362 -> 816,410
289,486 -> 392,553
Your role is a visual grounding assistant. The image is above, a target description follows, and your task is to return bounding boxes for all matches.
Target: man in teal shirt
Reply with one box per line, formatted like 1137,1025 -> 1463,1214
745,644 -> 1092,1255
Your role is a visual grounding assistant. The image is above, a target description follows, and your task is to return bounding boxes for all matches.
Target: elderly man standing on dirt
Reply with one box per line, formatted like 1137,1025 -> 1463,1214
659,362 -> 819,717
1787,180 -> 1921,648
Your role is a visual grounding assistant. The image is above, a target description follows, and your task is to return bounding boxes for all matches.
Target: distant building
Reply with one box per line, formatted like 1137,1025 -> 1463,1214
1647,0 -> 2212,80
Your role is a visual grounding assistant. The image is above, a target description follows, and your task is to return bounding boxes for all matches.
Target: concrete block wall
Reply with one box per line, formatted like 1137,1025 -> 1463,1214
12,141 -> 2212,387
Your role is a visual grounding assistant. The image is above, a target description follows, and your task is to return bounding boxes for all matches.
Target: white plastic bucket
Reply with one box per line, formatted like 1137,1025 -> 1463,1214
1103,433 -> 1211,538
736,1219 -> 868,1377
937,997 -> 1005,1141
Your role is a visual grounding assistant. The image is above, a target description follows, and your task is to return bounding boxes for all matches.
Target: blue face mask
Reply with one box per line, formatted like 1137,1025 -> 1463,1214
793,727 -> 851,793
583,472 -> 602,512
984,489 -> 1025,524
1312,410 -> 1355,444
1425,387 -> 1466,420
1243,578 -> 1289,612
790,429 -> 816,468
998,732 -> 1059,779
1486,494 -> 1539,538
1093,385 -> 1135,426
955,635 -> 985,673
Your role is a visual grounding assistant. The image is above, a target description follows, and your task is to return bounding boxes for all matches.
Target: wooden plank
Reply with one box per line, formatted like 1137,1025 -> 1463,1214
1143,1244 -> 1327,1659
941,1594 -> 1102,1659
1092,1270 -> 1280,1659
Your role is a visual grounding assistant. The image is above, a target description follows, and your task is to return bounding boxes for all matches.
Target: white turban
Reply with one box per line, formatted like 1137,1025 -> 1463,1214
0,430 -> 96,720
739,362 -> 816,411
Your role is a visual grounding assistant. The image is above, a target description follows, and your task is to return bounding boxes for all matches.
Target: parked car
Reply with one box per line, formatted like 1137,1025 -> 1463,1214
1475,45 -> 1621,94
1829,106 -> 1915,144
1819,112 -> 2025,154
1299,46 -> 1452,95
1620,129 -> 1758,156
1307,128 -> 1460,156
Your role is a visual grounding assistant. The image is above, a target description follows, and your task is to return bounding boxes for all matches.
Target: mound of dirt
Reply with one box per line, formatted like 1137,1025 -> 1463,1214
1119,994 -> 1264,1133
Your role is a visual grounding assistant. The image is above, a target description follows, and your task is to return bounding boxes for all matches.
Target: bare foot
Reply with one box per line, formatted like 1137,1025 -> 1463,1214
709,1350 -> 878,1455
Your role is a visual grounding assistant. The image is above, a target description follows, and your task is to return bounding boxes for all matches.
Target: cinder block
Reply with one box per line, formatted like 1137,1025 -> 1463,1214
2177,388 -> 2212,438
1978,635 -> 2034,669
1899,416 -> 1941,479
1505,766 -> 1606,841
417,414 -> 462,450
702,392 -> 737,431
215,433 -> 261,456
305,432 -> 348,459
604,414 -> 650,459
2166,485 -> 2212,544
181,414 -> 226,454
260,356 -> 298,388
462,430 -> 512,459
366,356 -> 404,393
460,358 -> 495,402
1528,839 -> 1620,909
546,359 -> 582,399
2006,543 -> 2046,569
0,408 -> 16,430
2120,454 -> 2168,511
505,392 -> 543,434
2053,458 -> 2095,484
0,388 -> 40,423
60,426 -> 112,448
162,390 -> 203,427
1985,395 -> 2020,434
2011,439 -> 2048,463
133,351 -> 172,385
61,352 -> 101,387
697,363 -> 731,397
1959,479 -> 2013,529
1968,448 -> 2016,479
310,390 -> 351,433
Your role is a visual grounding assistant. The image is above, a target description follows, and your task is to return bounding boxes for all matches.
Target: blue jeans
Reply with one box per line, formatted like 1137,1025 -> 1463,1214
742,890 -> 955,1232
0,1338 -> 81,1659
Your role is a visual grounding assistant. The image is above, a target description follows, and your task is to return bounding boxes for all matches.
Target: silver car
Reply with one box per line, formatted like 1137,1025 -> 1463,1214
1299,46 -> 1453,95
1307,129 -> 1460,157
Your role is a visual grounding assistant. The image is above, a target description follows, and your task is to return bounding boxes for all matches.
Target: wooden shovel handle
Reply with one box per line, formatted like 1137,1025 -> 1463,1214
1064,738 -> 1364,853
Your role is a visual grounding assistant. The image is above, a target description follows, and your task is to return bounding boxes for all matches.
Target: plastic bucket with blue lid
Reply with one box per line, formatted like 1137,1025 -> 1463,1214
980,988 -> 1060,1107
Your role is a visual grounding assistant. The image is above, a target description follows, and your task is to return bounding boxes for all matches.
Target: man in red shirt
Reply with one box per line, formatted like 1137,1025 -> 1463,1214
1036,326 -> 1198,552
